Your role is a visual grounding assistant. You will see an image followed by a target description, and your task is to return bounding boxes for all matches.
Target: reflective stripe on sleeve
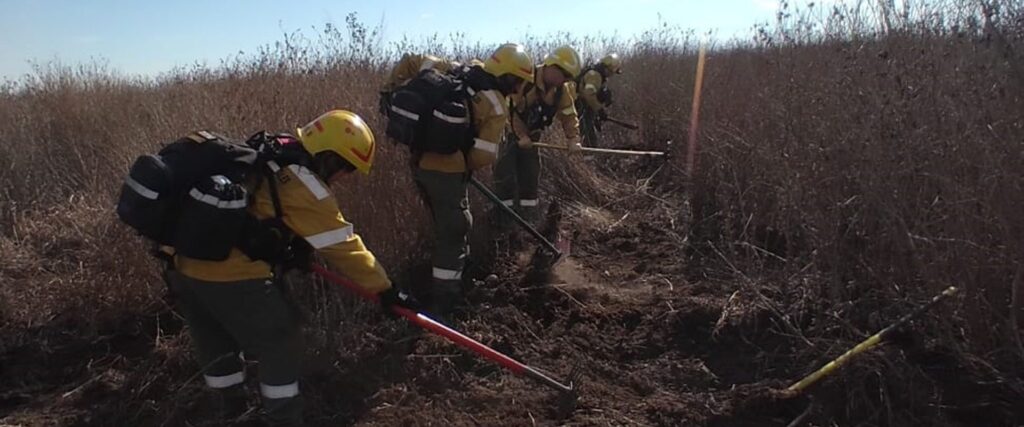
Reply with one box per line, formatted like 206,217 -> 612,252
432,267 -> 462,280
260,382 -> 300,399
305,225 -> 354,249
473,138 -> 499,154
125,176 -> 159,200
204,372 -> 245,389
287,164 -> 330,200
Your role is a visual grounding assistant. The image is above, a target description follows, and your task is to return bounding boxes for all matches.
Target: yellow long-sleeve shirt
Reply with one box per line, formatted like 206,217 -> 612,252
176,162 -> 391,293
578,69 -> 606,112
511,66 -> 580,141
382,53 -> 508,173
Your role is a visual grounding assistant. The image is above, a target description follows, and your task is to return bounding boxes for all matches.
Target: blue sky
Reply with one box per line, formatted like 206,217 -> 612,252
0,0 -> 812,81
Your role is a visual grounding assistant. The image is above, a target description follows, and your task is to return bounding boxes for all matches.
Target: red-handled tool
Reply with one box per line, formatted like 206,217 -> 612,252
310,264 -> 580,402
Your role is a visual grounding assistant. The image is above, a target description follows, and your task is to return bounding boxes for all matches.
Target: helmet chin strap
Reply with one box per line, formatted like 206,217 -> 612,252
497,75 -> 524,96
310,152 -> 343,181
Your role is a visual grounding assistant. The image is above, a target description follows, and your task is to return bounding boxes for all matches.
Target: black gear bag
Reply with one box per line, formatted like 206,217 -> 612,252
116,131 -> 309,262
385,67 -> 477,154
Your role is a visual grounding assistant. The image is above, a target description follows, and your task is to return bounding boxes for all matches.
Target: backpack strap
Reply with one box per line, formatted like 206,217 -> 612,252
459,82 -> 478,159
184,130 -> 219,144
457,66 -> 500,157
264,160 -> 286,220
249,132 -> 312,220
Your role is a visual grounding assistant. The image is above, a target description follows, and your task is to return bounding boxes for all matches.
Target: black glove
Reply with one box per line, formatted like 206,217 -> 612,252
598,109 -> 609,122
378,286 -> 420,317
378,91 -> 391,117
278,238 -> 313,273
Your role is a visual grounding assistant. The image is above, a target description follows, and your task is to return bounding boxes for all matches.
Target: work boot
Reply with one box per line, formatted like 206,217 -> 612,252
263,394 -> 303,427
491,207 -> 514,233
517,206 -> 540,229
426,282 -> 462,324
216,384 -> 250,421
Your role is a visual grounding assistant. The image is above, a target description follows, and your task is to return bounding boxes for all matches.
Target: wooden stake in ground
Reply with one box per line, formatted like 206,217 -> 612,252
686,44 -> 708,179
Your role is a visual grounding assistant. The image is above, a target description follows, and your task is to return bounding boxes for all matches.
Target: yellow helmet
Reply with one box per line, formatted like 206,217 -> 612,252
600,53 -> 623,74
484,43 -> 534,83
543,45 -> 582,78
296,110 -> 376,175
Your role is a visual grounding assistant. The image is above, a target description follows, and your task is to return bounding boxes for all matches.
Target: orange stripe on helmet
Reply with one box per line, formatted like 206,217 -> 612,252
350,142 -> 374,163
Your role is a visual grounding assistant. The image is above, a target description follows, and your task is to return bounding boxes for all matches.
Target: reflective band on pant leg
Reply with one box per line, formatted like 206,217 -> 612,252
260,381 -> 300,399
432,267 -> 462,280
204,371 -> 245,389
501,199 -> 515,207
520,199 -> 539,207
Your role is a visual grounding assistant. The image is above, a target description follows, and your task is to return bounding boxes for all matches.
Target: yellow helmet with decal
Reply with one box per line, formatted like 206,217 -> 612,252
543,45 -> 582,78
296,110 -> 376,175
484,43 -> 535,83
600,53 -> 623,75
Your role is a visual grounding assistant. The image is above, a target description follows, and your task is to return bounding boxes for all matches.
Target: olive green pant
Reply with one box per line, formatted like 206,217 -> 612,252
168,270 -> 302,426
414,168 -> 471,314
577,103 -> 600,147
494,133 -> 541,224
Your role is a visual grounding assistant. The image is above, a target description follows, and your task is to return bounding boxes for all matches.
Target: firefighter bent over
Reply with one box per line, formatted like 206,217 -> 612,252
381,44 -> 535,318
125,111 -> 415,426
496,45 -> 584,227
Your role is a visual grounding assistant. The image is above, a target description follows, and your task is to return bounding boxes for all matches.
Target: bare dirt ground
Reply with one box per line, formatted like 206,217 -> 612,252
1,168 -> 1020,426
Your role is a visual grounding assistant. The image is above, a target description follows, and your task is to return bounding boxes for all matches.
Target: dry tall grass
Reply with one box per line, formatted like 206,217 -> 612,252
1,0 -> 1022,422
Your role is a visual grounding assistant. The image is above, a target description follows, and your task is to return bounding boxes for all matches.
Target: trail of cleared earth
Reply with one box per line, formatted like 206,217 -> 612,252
0,193 -> 820,426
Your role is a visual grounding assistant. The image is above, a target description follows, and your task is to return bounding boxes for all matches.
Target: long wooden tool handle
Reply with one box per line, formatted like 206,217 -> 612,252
534,143 -> 665,156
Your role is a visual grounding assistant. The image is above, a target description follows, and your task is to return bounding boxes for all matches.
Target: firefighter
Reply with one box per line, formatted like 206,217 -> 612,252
496,45 -> 584,227
577,53 -> 623,147
380,44 -> 535,319
167,111 -> 416,426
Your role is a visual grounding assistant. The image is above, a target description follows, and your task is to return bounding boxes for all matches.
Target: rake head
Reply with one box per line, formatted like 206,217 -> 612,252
556,364 -> 584,417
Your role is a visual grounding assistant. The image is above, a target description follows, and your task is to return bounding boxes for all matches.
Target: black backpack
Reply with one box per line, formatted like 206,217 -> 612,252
385,66 -> 478,154
116,131 -> 309,262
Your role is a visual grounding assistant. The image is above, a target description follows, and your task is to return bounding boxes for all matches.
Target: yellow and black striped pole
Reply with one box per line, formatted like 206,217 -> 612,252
786,286 -> 960,394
